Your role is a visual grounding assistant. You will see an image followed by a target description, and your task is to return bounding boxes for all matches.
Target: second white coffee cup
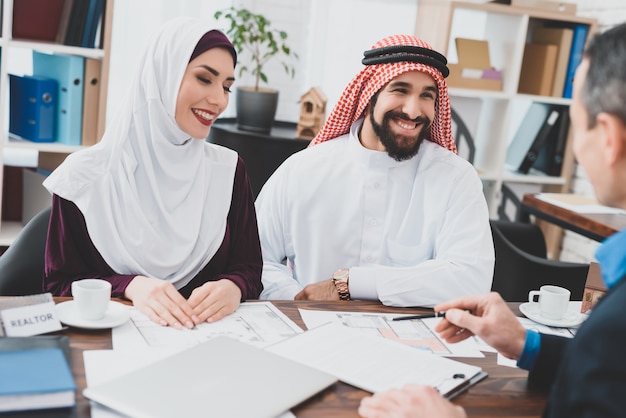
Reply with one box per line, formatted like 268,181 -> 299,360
71,279 -> 111,321
528,285 -> 570,320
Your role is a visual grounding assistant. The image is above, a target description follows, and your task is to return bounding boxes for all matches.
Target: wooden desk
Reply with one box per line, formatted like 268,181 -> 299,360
522,193 -> 626,242
55,298 -> 545,418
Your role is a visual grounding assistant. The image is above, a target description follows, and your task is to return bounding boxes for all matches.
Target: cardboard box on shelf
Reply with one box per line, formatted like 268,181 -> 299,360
447,38 -> 503,91
518,43 -> 559,96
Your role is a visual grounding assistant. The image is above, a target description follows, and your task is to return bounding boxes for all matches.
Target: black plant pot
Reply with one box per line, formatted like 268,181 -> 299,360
235,86 -> 279,134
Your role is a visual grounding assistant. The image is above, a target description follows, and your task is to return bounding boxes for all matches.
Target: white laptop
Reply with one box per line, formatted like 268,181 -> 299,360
83,336 -> 337,418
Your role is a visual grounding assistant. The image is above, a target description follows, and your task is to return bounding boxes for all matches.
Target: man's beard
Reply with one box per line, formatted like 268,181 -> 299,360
369,105 -> 432,162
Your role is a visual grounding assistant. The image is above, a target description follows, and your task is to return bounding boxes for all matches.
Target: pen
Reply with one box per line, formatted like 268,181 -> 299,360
392,311 -> 447,321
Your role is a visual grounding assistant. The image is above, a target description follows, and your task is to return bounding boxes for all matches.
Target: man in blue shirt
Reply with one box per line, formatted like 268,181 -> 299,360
358,21 -> 626,418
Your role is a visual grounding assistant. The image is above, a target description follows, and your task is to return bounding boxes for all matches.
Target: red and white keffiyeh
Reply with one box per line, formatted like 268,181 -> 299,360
310,34 -> 456,153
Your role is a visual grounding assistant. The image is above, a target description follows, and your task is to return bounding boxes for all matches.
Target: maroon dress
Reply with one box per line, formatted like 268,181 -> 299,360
43,157 -> 263,300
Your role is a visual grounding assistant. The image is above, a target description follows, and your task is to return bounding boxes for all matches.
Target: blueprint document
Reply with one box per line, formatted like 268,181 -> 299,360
113,301 -> 303,350
298,309 -> 483,357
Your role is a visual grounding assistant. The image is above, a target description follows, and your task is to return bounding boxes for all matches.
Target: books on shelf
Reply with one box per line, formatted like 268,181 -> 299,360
55,0 -> 75,44
62,0 -> 105,48
563,24 -> 589,99
532,26 -> 574,98
80,0 -> 106,48
0,336 -> 76,412
518,43 -> 558,96
32,51 -> 85,146
12,0 -> 105,49
533,105 -> 569,176
506,102 -> 562,174
11,0 -> 66,42
543,22 -> 590,99
63,0 -> 88,46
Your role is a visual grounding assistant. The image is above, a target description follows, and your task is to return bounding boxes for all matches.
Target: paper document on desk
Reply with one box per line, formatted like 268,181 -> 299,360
267,322 -> 485,398
298,309 -> 483,357
536,193 -> 626,214
113,301 -> 303,350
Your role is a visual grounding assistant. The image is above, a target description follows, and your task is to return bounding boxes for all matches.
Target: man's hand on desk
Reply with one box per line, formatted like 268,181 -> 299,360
434,292 -> 527,361
295,279 -> 340,301
358,384 -> 467,418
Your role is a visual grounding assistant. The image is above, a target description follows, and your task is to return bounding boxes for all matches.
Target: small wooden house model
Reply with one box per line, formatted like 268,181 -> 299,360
296,87 -> 327,140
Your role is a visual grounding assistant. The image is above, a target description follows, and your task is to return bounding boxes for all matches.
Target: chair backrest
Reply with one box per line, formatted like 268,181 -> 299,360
490,220 -> 589,302
497,184 -> 527,222
0,206 -> 51,296
491,220 -> 546,258
451,107 -> 476,165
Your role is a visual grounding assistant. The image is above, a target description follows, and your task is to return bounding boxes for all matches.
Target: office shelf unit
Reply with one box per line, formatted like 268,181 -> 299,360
415,1 -> 597,219
0,0 -> 115,246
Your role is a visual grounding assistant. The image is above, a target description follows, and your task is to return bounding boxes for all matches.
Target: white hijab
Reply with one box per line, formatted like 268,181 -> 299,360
43,17 -> 238,288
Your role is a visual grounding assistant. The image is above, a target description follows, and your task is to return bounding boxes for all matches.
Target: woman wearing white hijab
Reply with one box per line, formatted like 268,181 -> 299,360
42,18 -> 263,329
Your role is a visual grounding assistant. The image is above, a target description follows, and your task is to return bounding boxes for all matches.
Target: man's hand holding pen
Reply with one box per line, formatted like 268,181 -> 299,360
433,292 -> 527,361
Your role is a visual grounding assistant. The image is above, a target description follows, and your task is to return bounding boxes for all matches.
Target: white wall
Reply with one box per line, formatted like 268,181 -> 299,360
106,0 -> 418,124
106,0 -> 231,121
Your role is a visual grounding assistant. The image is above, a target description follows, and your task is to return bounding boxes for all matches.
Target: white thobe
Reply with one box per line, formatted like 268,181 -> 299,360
255,120 -> 494,307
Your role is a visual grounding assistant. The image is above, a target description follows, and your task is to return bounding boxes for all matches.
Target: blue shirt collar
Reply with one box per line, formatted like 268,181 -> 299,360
595,228 -> 626,289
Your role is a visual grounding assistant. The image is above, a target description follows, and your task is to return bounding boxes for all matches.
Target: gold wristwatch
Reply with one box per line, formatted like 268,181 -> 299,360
332,268 -> 351,301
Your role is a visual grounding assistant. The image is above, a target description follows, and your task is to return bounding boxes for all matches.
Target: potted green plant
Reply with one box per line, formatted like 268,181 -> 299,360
214,7 -> 298,133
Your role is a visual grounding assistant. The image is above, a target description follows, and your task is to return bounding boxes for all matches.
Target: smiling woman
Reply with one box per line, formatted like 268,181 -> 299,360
40,17 -> 263,330
175,47 -> 235,139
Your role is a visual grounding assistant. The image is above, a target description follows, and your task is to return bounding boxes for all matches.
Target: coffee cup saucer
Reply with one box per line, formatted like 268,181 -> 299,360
519,301 -> 587,328
55,300 -> 130,329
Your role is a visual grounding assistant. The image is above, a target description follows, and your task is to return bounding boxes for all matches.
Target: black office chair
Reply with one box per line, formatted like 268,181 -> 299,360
497,183 -> 528,222
490,220 -> 589,302
451,107 -> 476,165
0,206 -> 51,295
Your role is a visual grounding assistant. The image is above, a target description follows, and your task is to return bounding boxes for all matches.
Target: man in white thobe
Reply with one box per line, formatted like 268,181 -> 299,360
255,34 -> 494,307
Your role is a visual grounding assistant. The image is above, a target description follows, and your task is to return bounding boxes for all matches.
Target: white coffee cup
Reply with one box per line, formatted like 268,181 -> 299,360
528,285 -> 570,320
71,279 -> 111,321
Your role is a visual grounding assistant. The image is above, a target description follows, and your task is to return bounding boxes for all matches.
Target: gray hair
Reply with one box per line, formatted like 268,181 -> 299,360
582,23 -> 626,129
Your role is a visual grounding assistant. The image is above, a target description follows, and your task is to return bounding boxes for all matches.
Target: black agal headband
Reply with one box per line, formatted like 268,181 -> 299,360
362,45 -> 450,78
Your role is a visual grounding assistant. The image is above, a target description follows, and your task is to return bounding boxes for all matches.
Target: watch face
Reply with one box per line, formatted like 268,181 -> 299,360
333,268 -> 349,280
